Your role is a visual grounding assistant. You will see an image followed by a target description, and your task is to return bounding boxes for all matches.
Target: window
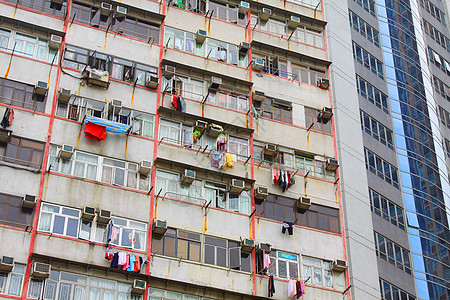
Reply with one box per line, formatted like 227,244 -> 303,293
433,76 -> 450,101
420,1 -> 446,25
0,28 -> 58,63
161,75 -> 206,102
0,136 -> 45,169
164,27 -> 248,67
374,232 -> 412,275
204,236 -> 251,272
250,16 -> 324,48
152,228 -> 201,262
255,98 -> 292,124
356,75 -> 389,113
255,194 -> 340,233
159,119 -> 182,143
110,217 -> 147,251
0,264 -> 25,297
302,257 -> 338,288
29,270 -> 142,300
0,192 -> 34,229
208,1 -> 247,25
227,135 -> 249,158
70,2 -> 159,42
207,90 -> 249,113
55,96 -> 155,138
268,251 -> 299,280
427,47 -> 450,76
445,138 -> 450,158
0,77 -> 46,112
379,279 -> 416,300
62,45 -> 158,86
352,0 -> 376,16
352,43 -> 384,79
349,11 -> 379,47
252,52 -> 328,84
369,189 -> 405,230
364,148 -> 399,188
37,203 -> 80,238
253,142 -> 335,180
423,19 -> 449,51
155,169 -> 251,213
360,111 -> 394,149
48,146 -> 150,191
149,287 -> 211,300
2,0 -> 65,17
304,107 -> 332,133
37,202 -> 147,250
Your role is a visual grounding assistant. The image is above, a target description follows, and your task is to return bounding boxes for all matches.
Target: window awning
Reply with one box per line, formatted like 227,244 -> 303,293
84,116 -> 131,134
444,60 -> 450,72
432,51 -> 441,64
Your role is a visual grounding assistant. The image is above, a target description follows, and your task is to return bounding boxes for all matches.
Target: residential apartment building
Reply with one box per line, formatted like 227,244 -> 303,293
0,0 -> 377,300
344,0 -> 450,299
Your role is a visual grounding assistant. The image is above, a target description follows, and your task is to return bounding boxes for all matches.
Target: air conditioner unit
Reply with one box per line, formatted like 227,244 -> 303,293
241,238 -> 255,253
239,42 -> 250,55
0,128 -> 12,143
138,160 -> 152,176
58,144 -> 74,160
196,29 -> 207,44
82,206 -> 96,221
207,123 -> 223,137
239,1 -> 250,13
296,197 -> 311,210
209,76 -> 222,91
252,58 -> 265,71
260,8 -> 272,22
34,81 -> 48,96
230,179 -> 245,194
332,259 -> 347,272
195,120 -> 208,134
58,88 -> 71,103
32,262 -> 51,278
100,2 -> 113,15
319,107 -> 333,123
326,158 -> 339,171
263,144 -> 278,156
86,70 -> 110,87
49,34 -> 62,50
108,100 -> 122,116
252,90 -> 265,103
22,194 -> 36,209
258,243 -> 271,253
317,78 -> 330,89
181,169 -> 196,184
131,279 -> 146,295
97,210 -> 111,224
146,75 -> 159,89
163,65 -> 176,78
116,6 -> 127,18
0,256 -> 14,272
255,186 -> 268,204
153,219 -> 167,235
288,15 -> 300,29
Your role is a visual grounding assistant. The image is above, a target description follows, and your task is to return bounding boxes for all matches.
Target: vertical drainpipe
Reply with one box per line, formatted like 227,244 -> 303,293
145,0 -> 167,298
21,1 -> 73,299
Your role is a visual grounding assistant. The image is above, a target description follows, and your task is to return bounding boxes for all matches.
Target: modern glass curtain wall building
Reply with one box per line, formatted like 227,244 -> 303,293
376,0 -> 450,299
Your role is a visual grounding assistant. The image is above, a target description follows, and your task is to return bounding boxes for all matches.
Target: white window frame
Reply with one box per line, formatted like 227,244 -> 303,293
268,251 -> 299,280
301,256 -> 333,288
37,203 -> 81,238
0,264 -> 25,297
110,217 -> 147,251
